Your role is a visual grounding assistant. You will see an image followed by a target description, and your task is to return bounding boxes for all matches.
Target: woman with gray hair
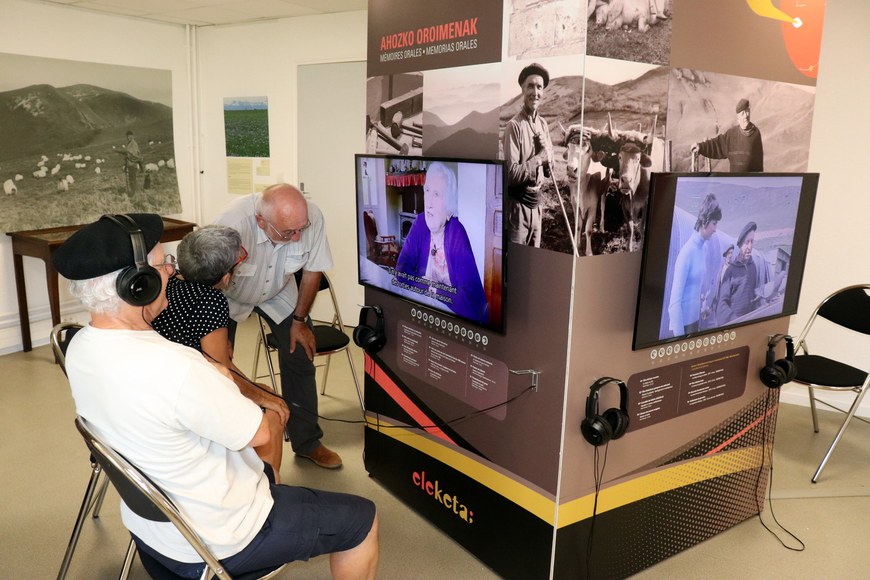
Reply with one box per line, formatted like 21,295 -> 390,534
152,224 -> 288,480
395,161 -> 488,324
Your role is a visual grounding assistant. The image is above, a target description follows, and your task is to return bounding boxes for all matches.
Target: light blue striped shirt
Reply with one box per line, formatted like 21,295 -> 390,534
213,193 -> 333,323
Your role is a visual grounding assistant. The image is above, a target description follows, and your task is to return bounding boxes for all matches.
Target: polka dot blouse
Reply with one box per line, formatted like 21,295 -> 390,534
152,276 -> 229,351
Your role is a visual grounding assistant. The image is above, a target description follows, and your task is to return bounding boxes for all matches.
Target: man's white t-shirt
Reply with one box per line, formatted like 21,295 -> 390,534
66,326 -> 273,562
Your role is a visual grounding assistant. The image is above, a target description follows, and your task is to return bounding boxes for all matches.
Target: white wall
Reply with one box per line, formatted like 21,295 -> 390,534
0,0 -> 195,353
193,12 -> 366,221
194,12 -> 367,324
780,0 -> 870,415
296,61 -> 367,324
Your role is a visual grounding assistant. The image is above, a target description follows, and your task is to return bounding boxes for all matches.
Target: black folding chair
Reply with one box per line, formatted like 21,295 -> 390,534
252,271 -> 363,412
53,323 -> 114,580
792,284 -> 870,482
74,417 -> 287,580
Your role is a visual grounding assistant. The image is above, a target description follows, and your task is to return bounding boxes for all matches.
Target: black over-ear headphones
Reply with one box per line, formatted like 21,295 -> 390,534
581,377 -> 630,446
353,305 -> 386,354
103,214 -> 162,307
759,334 -> 796,389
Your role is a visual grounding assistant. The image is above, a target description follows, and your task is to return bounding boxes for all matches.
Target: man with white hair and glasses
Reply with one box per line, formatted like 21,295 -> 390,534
214,183 -> 342,469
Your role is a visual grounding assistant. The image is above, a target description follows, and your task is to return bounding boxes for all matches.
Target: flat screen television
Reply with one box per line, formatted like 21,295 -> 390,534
633,172 -> 819,350
355,154 -> 507,333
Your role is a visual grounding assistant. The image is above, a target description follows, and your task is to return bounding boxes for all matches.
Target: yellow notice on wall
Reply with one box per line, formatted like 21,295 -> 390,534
228,158 -> 272,194
227,157 -> 254,194
256,158 -> 271,177
254,159 -> 272,192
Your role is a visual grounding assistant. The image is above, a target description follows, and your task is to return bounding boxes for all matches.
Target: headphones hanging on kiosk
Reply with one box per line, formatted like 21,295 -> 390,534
103,214 -> 162,307
759,334 -> 797,389
581,377 -> 630,446
353,305 -> 386,354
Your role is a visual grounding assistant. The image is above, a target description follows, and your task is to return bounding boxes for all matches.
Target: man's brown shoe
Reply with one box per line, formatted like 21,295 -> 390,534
296,444 -> 342,469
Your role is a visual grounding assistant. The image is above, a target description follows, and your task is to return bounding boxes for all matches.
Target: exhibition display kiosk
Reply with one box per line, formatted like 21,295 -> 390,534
358,1 -> 827,577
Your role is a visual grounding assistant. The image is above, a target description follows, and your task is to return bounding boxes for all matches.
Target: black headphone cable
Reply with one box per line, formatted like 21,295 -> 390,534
754,388 -> 805,551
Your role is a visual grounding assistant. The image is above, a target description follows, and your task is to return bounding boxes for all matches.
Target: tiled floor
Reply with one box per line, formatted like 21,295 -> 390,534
2,316 -> 868,578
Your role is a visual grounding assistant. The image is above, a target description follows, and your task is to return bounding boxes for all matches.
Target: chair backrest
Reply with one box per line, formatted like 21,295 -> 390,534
816,285 -> 870,335
319,273 -> 345,329
74,417 -> 231,579
363,210 -> 378,240
795,284 -> 870,361
362,210 -> 377,257
50,322 -> 83,377
294,271 -> 344,329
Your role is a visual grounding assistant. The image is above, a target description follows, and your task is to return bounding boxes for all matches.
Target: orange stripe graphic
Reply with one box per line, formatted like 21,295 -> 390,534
365,354 -> 456,445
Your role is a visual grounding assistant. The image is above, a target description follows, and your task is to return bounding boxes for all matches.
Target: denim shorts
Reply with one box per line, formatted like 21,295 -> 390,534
134,465 -> 376,578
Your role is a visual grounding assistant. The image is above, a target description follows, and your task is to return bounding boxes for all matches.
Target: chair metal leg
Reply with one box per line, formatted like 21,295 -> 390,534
808,386 -> 820,433
118,537 -> 137,580
57,464 -> 103,579
256,319 -> 280,394
812,386 -> 869,483
262,343 -> 279,395
320,353 -> 334,395
252,332 -> 262,381
91,474 -> 111,518
345,348 -> 365,413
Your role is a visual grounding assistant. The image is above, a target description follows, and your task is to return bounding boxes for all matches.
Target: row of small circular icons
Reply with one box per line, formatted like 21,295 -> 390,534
410,308 -> 489,346
649,330 -> 738,359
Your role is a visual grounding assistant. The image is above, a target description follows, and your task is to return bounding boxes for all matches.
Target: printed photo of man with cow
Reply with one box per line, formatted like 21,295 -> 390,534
500,55 -> 668,257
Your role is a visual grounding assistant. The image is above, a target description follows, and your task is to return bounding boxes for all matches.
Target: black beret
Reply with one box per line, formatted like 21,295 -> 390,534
736,98 -> 750,113
53,214 -> 164,280
737,221 -> 757,247
518,62 -> 549,88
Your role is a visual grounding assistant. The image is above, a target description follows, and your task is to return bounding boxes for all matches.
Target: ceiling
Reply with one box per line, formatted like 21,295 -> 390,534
28,0 -> 369,26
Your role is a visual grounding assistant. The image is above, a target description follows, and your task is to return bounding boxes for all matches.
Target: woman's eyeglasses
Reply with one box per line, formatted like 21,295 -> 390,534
229,245 -> 248,275
155,254 -> 177,276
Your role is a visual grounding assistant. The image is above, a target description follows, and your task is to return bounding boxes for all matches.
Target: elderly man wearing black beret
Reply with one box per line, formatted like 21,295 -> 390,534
691,97 -> 764,172
716,221 -> 760,325
53,213 -> 379,579
502,62 -> 555,247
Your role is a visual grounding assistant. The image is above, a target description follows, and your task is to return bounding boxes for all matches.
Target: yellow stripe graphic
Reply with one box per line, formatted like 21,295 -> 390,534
557,447 -> 763,527
367,418 -> 765,528
367,417 -> 557,522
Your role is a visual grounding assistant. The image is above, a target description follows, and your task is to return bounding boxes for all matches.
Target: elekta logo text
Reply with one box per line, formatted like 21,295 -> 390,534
412,470 -> 474,524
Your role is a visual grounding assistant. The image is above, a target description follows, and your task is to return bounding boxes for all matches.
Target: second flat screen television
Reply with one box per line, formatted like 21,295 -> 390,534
355,154 -> 506,333
633,172 -> 819,350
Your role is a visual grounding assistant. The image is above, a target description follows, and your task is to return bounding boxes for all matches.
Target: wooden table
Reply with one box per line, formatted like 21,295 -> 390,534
6,217 -> 196,351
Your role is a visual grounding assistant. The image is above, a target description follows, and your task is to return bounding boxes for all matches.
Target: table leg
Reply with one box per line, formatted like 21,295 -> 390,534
12,253 -> 32,352
46,262 -> 61,328
45,263 -> 63,364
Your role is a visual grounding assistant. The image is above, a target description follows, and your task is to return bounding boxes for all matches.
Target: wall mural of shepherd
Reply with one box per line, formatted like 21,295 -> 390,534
0,52 -> 180,233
